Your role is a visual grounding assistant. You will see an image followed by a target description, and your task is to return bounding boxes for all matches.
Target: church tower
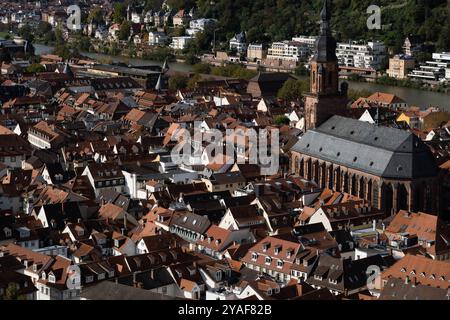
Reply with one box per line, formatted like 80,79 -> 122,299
304,0 -> 348,130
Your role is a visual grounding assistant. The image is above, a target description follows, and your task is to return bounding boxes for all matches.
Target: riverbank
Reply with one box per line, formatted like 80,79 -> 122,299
347,74 -> 449,95
34,43 -> 450,110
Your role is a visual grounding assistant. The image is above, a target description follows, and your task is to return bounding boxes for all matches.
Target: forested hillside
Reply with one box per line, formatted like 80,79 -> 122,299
142,0 -> 450,52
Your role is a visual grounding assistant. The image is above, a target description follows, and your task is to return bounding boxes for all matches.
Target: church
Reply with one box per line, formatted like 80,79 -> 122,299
290,0 -> 440,215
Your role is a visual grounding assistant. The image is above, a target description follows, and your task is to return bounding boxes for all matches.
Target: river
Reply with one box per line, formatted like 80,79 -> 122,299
34,43 -> 193,73
34,44 -> 450,110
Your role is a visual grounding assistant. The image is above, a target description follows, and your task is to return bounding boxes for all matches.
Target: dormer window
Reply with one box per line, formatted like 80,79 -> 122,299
274,245 -> 282,255
277,260 -> 284,269
48,274 -> 56,283
286,249 -> 294,258
262,242 -> 270,252
265,257 -> 272,265
252,253 -> 258,261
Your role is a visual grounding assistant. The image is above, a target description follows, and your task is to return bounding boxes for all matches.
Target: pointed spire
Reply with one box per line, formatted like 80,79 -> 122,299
62,62 -> 74,78
155,74 -> 163,91
162,58 -> 169,72
375,106 -> 380,126
320,0 -> 330,22
313,0 -> 337,62
320,0 -> 331,36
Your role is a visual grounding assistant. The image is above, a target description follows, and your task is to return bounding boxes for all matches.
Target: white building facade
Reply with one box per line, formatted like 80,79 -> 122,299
336,41 -> 386,70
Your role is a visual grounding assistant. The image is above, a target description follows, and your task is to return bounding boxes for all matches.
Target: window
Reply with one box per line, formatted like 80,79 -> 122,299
277,260 -> 284,268
274,246 -> 281,255
48,274 -> 56,283
251,253 -> 258,261
265,257 -> 272,265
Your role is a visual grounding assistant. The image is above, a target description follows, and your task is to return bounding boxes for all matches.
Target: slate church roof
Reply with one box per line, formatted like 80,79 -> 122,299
291,116 -> 438,179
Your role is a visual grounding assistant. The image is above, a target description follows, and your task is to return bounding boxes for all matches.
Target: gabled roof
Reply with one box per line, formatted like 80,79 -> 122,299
382,254 -> 450,289
291,116 -> 438,179
367,92 -> 406,105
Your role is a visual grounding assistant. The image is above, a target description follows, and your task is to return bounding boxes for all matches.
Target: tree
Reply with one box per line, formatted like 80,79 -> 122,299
53,44 -> 74,60
294,63 -> 308,77
43,30 -> 56,44
110,42 -> 120,56
277,79 -> 310,101
113,2 -> 127,24
171,26 -> 186,37
187,73 -> 202,89
168,75 -> 189,90
26,63 -> 45,73
88,7 -> 104,25
193,63 -> 211,74
36,22 -> 52,38
2,283 -> 25,300
118,21 -> 131,41
210,64 -> 256,80
166,0 -> 196,11
184,53 -> 200,65
142,47 -> 174,61
274,115 -> 290,126
18,24 -> 34,42
54,28 -> 65,45
437,21 -> 450,51
347,89 -> 372,102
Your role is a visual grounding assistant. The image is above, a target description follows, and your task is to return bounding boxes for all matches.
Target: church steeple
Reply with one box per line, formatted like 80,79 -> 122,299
313,0 -> 337,63
320,0 -> 331,35
304,0 -> 348,131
